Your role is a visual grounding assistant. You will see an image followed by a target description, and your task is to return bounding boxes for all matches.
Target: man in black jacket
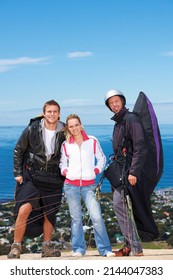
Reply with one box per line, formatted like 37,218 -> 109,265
8,100 -> 65,258
104,89 -> 158,257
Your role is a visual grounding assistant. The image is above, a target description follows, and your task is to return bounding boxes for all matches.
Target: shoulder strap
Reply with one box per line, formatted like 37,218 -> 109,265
116,113 -> 132,157
117,126 -> 127,157
119,114 -> 128,150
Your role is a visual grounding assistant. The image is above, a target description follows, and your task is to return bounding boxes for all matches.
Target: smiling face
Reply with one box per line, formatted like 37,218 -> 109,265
107,95 -> 124,114
67,117 -> 82,137
43,104 -> 60,128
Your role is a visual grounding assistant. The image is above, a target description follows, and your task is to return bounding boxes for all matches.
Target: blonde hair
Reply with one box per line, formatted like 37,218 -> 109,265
65,114 -> 84,139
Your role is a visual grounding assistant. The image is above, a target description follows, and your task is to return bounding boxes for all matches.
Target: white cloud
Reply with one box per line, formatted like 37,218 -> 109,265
67,51 -> 94,58
0,56 -> 50,72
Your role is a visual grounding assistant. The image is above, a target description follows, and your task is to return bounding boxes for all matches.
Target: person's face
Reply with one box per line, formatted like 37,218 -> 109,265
107,95 -> 123,114
67,118 -> 82,137
43,105 -> 60,125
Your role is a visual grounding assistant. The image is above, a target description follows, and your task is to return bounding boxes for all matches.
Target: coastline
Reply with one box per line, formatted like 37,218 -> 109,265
1,124 -> 173,204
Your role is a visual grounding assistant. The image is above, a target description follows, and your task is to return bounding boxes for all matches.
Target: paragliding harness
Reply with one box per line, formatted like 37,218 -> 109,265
95,123 -> 128,200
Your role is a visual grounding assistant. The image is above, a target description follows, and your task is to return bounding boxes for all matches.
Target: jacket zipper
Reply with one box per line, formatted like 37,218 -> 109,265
79,145 -> 82,186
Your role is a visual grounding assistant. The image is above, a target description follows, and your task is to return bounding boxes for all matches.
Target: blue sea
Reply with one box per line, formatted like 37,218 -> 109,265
0,125 -> 173,202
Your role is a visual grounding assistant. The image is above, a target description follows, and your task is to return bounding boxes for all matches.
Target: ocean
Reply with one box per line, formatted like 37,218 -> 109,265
0,124 -> 173,202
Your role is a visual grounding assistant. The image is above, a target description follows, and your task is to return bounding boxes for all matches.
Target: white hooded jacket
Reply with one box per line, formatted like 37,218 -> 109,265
60,130 -> 106,185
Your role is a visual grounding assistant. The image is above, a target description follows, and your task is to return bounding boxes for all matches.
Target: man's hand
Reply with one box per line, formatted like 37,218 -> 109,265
15,176 -> 23,184
128,174 -> 137,186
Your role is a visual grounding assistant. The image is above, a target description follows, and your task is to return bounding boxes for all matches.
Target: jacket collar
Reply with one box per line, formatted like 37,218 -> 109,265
41,118 -> 64,133
69,130 -> 89,143
111,107 -> 129,123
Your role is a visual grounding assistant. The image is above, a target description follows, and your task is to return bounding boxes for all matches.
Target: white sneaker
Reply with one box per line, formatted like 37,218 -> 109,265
106,251 -> 115,257
72,252 -> 83,257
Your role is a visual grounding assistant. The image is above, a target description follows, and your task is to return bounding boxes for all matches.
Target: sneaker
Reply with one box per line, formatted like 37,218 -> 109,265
72,252 -> 83,257
7,243 -> 21,259
41,242 -> 61,258
114,246 -> 131,257
105,251 -> 115,257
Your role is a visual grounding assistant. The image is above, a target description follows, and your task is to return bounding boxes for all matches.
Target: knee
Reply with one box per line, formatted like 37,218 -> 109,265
18,203 -> 32,219
90,208 -> 102,223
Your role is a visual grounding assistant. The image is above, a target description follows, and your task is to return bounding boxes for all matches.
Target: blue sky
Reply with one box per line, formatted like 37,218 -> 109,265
0,0 -> 173,126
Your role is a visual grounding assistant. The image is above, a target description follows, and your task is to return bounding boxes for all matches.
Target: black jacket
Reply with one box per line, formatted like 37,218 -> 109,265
112,108 -> 147,179
14,119 -> 65,179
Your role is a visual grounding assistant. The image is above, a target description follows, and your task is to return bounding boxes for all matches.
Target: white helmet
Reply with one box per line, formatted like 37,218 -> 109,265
104,89 -> 126,108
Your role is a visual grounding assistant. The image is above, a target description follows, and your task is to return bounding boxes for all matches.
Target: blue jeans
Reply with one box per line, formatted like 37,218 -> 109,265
64,184 -> 112,256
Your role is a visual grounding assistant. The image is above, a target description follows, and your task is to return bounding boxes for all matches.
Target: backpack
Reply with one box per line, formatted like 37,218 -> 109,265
132,91 -> 163,185
127,92 -> 163,241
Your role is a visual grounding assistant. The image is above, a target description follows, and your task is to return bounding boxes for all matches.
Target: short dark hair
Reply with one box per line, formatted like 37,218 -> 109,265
43,100 -> 60,113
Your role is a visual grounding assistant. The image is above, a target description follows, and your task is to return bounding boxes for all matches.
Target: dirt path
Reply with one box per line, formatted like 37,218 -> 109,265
1,249 -> 173,260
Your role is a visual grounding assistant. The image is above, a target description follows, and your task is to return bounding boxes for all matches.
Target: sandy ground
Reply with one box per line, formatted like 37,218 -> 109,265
1,249 -> 173,260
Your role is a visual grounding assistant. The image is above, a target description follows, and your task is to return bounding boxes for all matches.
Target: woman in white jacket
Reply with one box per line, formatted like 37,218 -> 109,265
60,114 -> 114,257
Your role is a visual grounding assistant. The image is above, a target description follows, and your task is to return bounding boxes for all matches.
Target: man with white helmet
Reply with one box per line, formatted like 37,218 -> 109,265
104,89 -> 158,256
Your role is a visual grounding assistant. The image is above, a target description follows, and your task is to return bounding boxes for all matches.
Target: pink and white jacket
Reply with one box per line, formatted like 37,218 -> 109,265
59,130 -> 106,186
